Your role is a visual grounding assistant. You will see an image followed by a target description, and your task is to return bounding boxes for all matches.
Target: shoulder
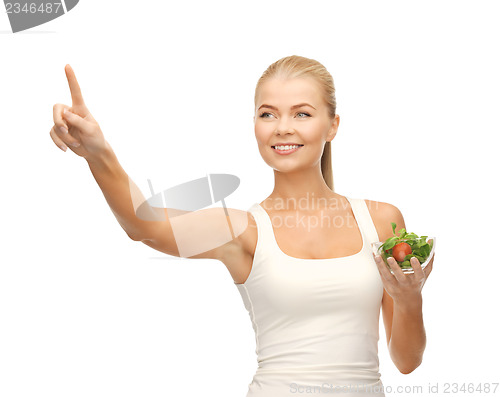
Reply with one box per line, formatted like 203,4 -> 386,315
363,199 -> 406,242
214,207 -> 258,263
170,206 -> 256,261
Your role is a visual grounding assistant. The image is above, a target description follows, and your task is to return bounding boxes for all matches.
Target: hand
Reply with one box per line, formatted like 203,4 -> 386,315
50,64 -> 108,159
373,253 -> 434,304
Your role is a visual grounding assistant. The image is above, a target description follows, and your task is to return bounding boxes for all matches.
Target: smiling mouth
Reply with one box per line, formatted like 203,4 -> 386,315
271,144 -> 304,155
271,144 -> 304,149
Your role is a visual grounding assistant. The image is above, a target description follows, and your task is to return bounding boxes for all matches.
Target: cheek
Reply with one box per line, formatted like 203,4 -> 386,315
300,127 -> 326,146
254,124 -> 273,145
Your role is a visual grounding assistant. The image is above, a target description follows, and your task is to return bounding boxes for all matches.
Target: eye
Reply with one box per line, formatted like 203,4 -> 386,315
258,112 -> 310,119
259,112 -> 273,119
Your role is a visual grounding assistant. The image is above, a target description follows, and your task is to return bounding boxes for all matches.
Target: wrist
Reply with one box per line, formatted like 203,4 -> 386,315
394,294 -> 423,313
85,141 -> 114,169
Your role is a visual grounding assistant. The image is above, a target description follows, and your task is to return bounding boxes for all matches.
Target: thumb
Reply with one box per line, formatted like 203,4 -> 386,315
62,109 -> 93,133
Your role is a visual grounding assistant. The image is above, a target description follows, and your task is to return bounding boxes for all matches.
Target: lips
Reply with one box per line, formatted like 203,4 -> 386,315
271,144 -> 304,148
271,145 -> 304,155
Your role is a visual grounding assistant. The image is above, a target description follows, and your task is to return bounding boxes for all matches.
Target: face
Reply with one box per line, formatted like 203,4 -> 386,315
254,77 -> 339,173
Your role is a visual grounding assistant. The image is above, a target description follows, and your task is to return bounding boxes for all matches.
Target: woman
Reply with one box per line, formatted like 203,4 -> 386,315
50,55 -> 434,396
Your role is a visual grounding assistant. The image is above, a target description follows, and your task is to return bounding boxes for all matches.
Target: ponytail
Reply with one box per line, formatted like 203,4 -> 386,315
321,141 -> 334,191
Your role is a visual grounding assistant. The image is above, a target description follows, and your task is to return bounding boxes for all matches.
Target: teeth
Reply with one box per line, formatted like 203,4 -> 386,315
275,145 -> 301,151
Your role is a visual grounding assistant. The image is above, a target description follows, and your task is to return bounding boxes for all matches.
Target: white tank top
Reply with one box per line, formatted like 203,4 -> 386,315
235,196 -> 386,397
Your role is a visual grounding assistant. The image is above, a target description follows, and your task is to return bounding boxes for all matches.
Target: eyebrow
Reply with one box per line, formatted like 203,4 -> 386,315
258,103 -> 316,111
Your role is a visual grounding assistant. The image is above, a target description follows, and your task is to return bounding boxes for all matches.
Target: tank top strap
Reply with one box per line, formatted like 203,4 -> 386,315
233,203 -> 274,286
346,197 -> 381,245
248,202 -> 277,246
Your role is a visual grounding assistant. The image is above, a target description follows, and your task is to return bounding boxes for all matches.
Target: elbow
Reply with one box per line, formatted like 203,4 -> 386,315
397,359 -> 422,375
126,231 -> 144,241
389,338 -> 426,375
398,367 -> 415,375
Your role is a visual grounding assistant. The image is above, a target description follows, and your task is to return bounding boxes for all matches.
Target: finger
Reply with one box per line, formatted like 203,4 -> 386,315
52,122 -> 81,148
373,254 -> 396,283
53,103 -> 70,134
387,256 -> 406,283
410,256 -> 425,278
62,109 -> 92,133
50,126 -> 68,152
65,64 -> 85,106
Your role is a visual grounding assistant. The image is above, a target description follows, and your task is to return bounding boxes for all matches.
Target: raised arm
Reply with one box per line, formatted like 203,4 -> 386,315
49,65 -> 251,262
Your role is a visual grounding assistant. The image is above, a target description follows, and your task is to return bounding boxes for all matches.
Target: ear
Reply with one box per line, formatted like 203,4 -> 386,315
326,114 -> 340,142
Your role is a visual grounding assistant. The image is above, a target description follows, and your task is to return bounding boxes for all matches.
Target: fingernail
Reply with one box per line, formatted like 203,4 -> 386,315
59,126 -> 68,134
70,142 -> 80,148
59,145 -> 67,152
64,108 -> 68,114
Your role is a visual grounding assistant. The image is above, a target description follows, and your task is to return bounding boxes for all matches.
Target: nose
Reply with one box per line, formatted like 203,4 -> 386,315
275,116 -> 295,135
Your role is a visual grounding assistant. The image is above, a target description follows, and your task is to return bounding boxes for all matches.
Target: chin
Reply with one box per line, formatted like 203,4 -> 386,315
267,161 -> 309,173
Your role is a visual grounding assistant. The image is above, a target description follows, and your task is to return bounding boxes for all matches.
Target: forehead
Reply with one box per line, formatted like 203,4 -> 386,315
257,77 -> 323,107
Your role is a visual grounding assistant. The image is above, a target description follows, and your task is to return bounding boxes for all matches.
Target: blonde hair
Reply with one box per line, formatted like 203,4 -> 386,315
254,55 -> 337,191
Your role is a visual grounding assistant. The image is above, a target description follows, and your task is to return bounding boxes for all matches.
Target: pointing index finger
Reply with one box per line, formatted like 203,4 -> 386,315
64,64 -> 85,106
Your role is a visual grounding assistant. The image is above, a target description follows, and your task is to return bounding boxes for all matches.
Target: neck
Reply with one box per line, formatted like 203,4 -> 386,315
265,165 -> 342,211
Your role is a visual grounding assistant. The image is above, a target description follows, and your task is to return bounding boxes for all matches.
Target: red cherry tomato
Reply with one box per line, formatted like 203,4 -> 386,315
392,242 -> 412,262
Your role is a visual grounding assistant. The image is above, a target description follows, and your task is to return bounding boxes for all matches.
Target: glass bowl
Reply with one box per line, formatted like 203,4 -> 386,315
371,237 -> 436,274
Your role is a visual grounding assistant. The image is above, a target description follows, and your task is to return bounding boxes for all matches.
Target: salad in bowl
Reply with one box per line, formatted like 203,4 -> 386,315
371,222 -> 435,274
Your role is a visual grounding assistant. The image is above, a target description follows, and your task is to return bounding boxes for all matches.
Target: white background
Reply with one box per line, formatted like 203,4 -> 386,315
1,0 -> 499,396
